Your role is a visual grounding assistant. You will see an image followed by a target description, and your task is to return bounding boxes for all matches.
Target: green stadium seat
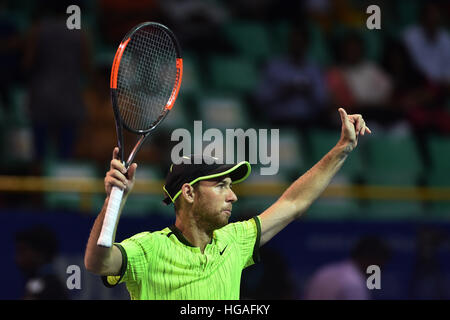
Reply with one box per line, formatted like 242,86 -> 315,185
425,172 -> 450,219
307,129 -> 363,181
8,86 -> 30,126
269,20 -> 291,56
424,135 -> 450,219
361,132 -> 425,220
178,53 -> 203,97
125,165 -> 173,217
236,171 -> 289,217
364,132 -> 424,183
0,87 -> 34,167
277,128 -> 307,178
427,135 -> 450,174
44,161 -> 102,212
363,199 -> 425,220
198,94 -> 249,129
159,96 -> 191,131
222,21 -> 271,61
303,128 -> 363,220
306,22 -> 331,66
207,56 -> 258,94
305,197 -> 362,220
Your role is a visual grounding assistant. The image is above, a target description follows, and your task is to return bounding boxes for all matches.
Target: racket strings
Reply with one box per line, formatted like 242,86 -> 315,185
116,26 -> 177,131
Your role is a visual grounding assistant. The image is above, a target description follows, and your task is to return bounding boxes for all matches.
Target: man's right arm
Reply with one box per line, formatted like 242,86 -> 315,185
84,197 -> 124,275
84,147 -> 137,276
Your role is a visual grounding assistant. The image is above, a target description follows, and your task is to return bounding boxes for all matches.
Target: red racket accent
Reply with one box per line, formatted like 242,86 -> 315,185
166,58 -> 183,110
110,38 -> 131,89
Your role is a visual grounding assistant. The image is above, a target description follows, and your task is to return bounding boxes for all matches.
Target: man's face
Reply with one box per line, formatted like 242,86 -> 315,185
192,177 -> 237,230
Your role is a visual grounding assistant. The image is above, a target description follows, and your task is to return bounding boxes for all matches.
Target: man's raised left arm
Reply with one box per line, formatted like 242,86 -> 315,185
258,108 -> 371,246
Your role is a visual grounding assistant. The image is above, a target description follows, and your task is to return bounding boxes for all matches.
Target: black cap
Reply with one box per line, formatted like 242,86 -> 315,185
163,155 -> 251,205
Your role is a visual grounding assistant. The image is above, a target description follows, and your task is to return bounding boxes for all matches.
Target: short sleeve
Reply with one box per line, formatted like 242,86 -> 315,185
223,216 -> 261,269
102,232 -> 153,288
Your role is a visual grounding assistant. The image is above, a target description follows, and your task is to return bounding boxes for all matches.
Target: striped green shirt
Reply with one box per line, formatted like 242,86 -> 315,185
102,216 -> 261,300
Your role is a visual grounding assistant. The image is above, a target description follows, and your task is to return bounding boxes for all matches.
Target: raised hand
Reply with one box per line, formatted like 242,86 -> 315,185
338,107 -> 372,151
104,147 -> 138,197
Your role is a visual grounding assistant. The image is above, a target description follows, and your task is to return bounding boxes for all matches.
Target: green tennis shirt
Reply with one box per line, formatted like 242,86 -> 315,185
102,216 -> 261,300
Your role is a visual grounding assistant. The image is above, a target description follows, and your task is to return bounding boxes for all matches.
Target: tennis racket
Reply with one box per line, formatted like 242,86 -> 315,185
97,22 -> 183,247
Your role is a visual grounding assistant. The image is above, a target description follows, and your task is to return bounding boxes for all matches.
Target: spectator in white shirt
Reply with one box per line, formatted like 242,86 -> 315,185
403,2 -> 450,85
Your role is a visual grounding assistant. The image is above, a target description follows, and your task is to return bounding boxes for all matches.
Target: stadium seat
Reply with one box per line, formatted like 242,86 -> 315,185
304,128 -> 362,220
277,128 -> 307,178
235,171 -> 289,217
1,86 -> 33,167
125,165 -> 173,217
9,86 -> 30,126
269,20 -> 291,56
222,21 -> 272,62
178,53 -> 202,97
207,55 -> 258,94
424,135 -> 450,219
306,22 -> 331,66
362,132 -> 425,220
159,96 -> 192,131
364,132 -> 424,183
44,161 -> 102,212
197,94 -> 249,130
305,197 -> 362,220
307,129 -> 363,181
427,135 -> 450,175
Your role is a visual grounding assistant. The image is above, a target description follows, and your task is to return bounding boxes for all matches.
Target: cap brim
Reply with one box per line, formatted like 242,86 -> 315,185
163,161 -> 251,205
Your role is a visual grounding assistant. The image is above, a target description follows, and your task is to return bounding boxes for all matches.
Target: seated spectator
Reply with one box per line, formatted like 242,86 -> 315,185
254,24 -> 328,130
400,1 -> 450,137
98,0 -> 162,47
403,2 -> 450,85
159,0 -> 230,55
303,236 -> 391,300
326,31 -> 393,127
381,38 -> 450,137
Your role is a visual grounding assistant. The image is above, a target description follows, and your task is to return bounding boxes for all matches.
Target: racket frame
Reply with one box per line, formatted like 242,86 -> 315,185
97,22 -> 182,247
110,22 -> 183,168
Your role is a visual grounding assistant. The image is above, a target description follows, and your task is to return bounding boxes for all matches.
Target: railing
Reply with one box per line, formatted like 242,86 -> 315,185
1,176 -> 449,201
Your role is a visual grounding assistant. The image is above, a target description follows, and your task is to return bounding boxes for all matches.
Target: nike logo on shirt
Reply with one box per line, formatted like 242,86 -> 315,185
220,245 -> 228,255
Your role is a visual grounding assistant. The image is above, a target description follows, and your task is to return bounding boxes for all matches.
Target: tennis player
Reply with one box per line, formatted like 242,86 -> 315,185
84,108 -> 371,299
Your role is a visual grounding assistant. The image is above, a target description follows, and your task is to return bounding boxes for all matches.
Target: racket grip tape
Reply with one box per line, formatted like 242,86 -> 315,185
97,186 -> 124,247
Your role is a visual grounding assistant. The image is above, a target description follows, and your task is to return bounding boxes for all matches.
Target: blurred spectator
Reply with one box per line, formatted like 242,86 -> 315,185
0,1 -> 23,113
254,24 -> 328,130
23,1 -> 92,163
159,0 -> 230,55
303,236 -> 391,300
98,0 -> 162,47
409,227 -> 448,299
403,2 -> 450,85
400,1 -> 450,136
15,225 -> 68,300
228,0 -> 302,21
326,31 -> 393,127
380,39 -> 430,130
381,36 -> 450,155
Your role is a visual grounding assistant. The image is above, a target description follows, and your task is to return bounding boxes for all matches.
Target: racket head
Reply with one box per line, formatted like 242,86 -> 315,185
110,22 -> 183,136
